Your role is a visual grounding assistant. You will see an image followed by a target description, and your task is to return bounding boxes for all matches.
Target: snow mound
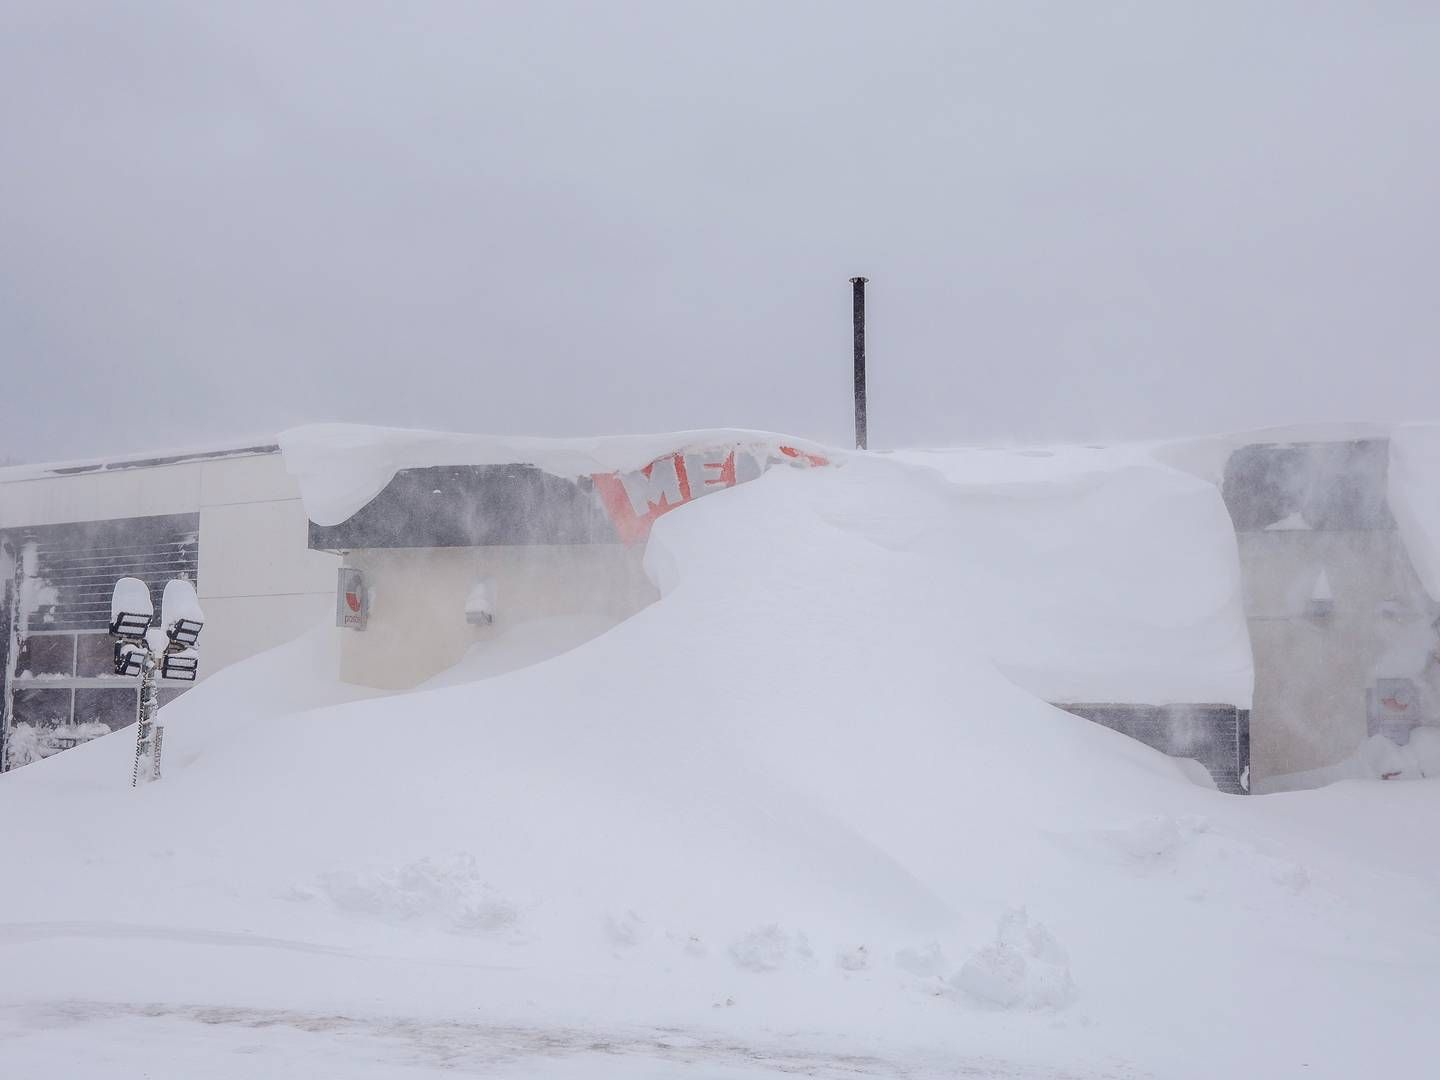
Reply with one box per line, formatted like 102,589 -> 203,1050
728,925 -> 815,973
1096,813 -> 1218,868
861,450 -> 1253,705
1260,729 -> 1440,792
296,854 -> 521,936
951,908 -> 1076,1011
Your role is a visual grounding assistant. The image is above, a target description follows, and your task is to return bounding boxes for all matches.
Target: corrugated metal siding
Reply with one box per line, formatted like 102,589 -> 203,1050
1057,703 -> 1250,794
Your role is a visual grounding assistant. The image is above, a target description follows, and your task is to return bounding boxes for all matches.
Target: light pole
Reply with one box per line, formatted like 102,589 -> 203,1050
110,576 -> 204,786
850,276 -> 868,450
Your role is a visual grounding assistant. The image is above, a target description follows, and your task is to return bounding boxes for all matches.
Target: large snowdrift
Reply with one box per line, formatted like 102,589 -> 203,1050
881,446 -> 1252,704
1,443 -> 1436,1079
283,424 -> 1254,707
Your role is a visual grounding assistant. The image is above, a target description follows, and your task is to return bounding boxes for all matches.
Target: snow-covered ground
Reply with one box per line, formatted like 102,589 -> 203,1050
1,449 -> 1437,1078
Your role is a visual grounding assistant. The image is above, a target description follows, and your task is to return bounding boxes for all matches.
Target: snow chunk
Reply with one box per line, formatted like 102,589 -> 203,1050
835,944 -> 870,971
307,854 -> 519,935
604,909 -> 646,948
1264,510 -> 1310,530
729,925 -> 814,973
952,908 -> 1076,1010
1103,814 -> 1211,867
895,941 -> 948,979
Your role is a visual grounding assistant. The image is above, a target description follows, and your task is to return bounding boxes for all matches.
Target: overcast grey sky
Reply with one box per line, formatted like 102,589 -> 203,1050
2,1 -> 1437,462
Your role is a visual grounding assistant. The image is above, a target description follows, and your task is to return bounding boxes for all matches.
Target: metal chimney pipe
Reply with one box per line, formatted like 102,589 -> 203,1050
850,276 -> 869,450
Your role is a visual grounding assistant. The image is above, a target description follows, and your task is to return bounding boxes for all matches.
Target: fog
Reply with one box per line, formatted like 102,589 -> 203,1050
2,1 -> 1437,463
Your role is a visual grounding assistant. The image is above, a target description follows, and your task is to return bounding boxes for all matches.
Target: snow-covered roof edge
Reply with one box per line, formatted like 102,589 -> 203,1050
279,419 -> 1440,533
0,439 -> 279,484
278,423 -> 842,527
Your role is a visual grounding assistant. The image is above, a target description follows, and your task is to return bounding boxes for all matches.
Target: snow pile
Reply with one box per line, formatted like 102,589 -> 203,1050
1,721 -> 108,769
1260,729 -> 1440,792
878,447 -> 1252,704
297,853 -> 522,936
727,925 -> 815,974
951,908 -> 1075,1010
0,441 -> 1436,1078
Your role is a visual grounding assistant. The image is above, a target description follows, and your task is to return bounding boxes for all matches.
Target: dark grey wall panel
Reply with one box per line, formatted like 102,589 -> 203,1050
1056,702 -> 1250,794
309,465 -> 619,550
1222,439 -> 1391,533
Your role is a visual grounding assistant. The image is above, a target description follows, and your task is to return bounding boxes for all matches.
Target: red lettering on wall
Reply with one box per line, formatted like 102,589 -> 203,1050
592,444 -> 828,545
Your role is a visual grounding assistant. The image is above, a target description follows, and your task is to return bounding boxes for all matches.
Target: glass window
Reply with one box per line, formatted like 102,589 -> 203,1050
15,635 -> 74,678
158,687 -> 189,709
74,687 -> 141,732
11,687 -> 73,727
76,633 -> 121,678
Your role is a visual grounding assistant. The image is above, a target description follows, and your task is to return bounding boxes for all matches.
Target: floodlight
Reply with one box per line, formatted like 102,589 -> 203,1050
161,579 -> 204,649
161,648 -> 198,681
167,619 -> 202,649
110,577 -> 154,640
111,575 -> 206,786
114,641 -> 147,677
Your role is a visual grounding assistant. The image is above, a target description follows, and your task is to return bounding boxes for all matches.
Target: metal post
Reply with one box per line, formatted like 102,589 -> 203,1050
132,656 -> 158,787
850,276 -> 868,450
143,659 -> 162,782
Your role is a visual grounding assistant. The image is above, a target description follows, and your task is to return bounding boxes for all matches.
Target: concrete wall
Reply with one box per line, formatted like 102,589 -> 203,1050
192,454 -> 337,672
1240,528 -> 1437,779
338,544 -> 658,689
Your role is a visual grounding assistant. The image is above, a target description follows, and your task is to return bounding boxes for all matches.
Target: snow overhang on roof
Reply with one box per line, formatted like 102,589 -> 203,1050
281,424 -> 835,551
1220,438 -> 1394,532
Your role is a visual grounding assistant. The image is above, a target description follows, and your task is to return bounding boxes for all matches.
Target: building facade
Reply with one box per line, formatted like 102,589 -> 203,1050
5,431 -> 1435,793
0,446 -> 336,769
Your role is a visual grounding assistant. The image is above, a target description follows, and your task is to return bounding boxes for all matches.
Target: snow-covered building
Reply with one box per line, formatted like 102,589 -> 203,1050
284,428 -> 833,691
5,423 -> 1437,794
0,445 -> 336,768
285,424 -> 1440,795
